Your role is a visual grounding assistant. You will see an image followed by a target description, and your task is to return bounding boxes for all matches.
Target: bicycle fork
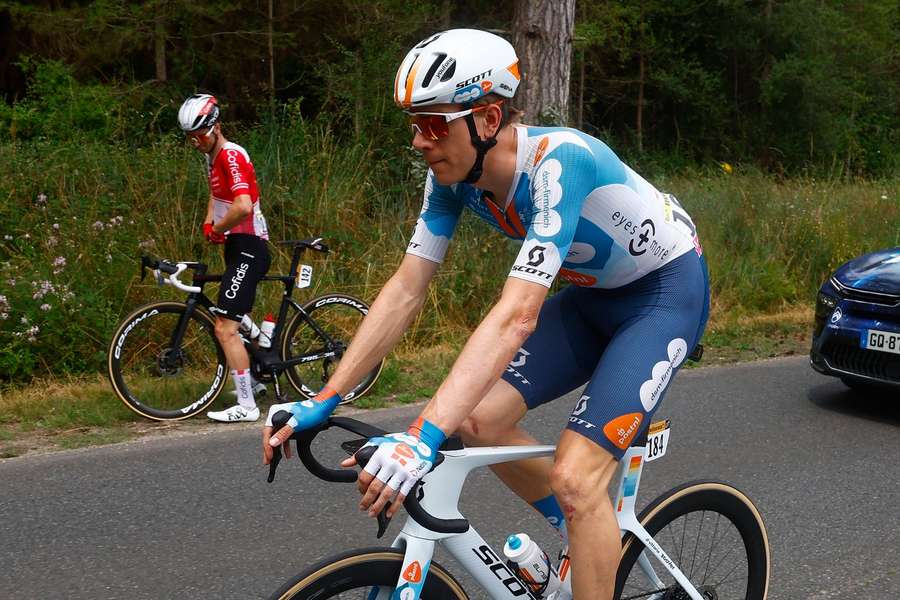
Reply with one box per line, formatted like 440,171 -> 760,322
614,447 -> 705,600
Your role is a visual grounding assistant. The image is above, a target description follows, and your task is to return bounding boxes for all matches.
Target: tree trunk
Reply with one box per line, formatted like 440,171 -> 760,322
512,0 -> 576,125
636,52 -> 645,152
154,2 -> 167,82
267,0 -> 276,112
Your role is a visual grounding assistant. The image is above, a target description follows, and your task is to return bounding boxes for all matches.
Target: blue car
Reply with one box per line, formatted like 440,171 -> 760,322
811,247 -> 900,391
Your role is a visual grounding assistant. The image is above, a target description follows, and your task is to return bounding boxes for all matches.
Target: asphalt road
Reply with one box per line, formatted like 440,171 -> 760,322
1,356 -> 898,599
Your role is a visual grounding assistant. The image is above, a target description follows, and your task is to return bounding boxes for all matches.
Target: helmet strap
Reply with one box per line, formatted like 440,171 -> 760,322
462,113 -> 498,185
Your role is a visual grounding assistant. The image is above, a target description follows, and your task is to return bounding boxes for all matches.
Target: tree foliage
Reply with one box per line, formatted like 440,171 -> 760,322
1,0 -> 898,175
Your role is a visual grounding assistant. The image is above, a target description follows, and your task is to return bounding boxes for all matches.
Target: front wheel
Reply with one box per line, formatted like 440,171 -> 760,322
271,547 -> 468,600
107,301 -> 228,420
281,293 -> 383,405
615,481 -> 770,600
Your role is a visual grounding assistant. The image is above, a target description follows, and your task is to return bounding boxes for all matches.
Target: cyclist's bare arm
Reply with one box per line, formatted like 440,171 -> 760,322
205,192 -> 215,224
420,276 -> 548,436
212,193 -> 252,233
326,253 -> 440,396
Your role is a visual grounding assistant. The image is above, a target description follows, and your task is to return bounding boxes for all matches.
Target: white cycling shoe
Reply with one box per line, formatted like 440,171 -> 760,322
207,404 -> 260,423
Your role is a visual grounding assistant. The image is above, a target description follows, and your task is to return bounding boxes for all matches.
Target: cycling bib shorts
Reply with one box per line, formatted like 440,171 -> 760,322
500,248 -> 710,459
212,234 -> 271,322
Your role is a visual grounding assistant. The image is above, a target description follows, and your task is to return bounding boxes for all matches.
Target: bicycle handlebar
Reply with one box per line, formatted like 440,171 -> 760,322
163,263 -> 202,294
140,255 -> 203,293
268,412 -> 469,535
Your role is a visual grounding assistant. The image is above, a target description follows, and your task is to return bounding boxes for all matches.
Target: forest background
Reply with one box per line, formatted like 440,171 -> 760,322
0,0 -> 898,448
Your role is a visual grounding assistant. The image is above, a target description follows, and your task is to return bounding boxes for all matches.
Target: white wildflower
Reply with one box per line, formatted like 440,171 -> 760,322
92,221 -> 105,231
40,303 -> 51,311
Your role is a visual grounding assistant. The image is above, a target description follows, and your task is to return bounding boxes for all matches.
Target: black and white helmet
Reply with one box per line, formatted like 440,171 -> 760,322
177,94 -> 220,132
394,29 -> 520,109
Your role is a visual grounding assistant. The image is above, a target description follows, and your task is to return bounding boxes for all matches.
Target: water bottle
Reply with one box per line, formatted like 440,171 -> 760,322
503,533 -> 560,598
239,314 -> 260,340
258,313 -> 276,349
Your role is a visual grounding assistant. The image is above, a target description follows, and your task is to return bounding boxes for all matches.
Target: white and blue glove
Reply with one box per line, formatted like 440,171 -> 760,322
361,417 -> 447,498
265,387 -> 341,459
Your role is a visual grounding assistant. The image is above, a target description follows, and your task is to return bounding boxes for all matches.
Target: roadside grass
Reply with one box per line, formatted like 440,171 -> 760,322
0,307 -> 815,457
1,129 -> 895,457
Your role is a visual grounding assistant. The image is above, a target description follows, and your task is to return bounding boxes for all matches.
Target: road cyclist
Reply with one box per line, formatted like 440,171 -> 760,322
178,93 -> 271,422
263,28 -> 711,599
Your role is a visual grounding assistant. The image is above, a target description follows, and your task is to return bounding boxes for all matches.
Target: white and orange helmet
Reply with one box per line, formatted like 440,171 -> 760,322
394,29 -> 521,109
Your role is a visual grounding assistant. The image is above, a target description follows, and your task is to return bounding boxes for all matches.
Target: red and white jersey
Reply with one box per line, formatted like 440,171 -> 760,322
207,142 -> 269,239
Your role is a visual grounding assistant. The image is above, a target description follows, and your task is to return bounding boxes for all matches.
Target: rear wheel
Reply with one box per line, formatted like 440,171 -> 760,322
281,293 -> 383,405
615,481 -> 770,600
107,301 -> 227,420
271,547 -> 468,599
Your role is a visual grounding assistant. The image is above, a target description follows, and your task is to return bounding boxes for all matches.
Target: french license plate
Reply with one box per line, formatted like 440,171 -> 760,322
861,329 -> 900,355
297,264 -> 313,289
645,420 -> 670,462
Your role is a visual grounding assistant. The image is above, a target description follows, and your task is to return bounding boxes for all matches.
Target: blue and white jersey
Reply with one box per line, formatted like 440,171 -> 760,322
406,126 -> 703,289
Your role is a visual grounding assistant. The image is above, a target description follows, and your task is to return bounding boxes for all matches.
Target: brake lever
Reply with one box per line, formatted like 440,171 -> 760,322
342,441 -> 392,538
266,443 -> 283,483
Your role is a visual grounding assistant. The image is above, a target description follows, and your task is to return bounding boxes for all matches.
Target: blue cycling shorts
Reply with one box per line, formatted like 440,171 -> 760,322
500,249 -> 710,460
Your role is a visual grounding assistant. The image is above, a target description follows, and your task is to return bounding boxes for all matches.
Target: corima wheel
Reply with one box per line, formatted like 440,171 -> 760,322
107,301 -> 228,420
281,294 -> 384,404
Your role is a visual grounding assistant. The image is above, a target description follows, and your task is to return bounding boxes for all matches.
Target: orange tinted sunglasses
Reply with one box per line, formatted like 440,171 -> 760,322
406,101 -> 503,141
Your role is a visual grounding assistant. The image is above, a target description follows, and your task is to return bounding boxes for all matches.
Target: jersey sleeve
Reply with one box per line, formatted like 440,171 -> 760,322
406,172 -> 463,264
509,141 -> 597,287
222,148 -> 253,195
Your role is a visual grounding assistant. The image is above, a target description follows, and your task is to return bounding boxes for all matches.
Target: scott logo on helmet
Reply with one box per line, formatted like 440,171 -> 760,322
456,69 -> 493,89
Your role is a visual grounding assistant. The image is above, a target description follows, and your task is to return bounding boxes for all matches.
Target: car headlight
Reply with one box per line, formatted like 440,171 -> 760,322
817,293 -> 837,310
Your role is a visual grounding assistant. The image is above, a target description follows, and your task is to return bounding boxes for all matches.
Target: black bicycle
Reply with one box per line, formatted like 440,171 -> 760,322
107,238 -> 383,421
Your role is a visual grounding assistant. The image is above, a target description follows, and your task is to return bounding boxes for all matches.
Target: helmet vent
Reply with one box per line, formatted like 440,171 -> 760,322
440,60 -> 456,82
421,53 -> 446,88
415,33 -> 442,49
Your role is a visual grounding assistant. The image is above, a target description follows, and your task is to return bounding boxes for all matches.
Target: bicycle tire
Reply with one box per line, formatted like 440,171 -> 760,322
615,480 -> 770,600
107,301 -> 228,420
281,293 -> 384,405
270,547 -> 468,600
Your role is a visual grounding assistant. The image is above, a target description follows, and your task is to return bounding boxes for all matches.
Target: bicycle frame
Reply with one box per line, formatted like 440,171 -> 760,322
372,440 -> 707,600
149,242 -> 345,397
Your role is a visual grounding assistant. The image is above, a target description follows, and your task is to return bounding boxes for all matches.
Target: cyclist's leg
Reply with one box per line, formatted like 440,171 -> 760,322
552,250 -> 710,598
458,285 -> 605,527
552,430 -> 619,599
211,235 -> 271,415
457,378 -> 546,500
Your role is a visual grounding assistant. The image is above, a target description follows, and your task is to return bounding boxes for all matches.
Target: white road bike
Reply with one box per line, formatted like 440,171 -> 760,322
266,415 -> 770,600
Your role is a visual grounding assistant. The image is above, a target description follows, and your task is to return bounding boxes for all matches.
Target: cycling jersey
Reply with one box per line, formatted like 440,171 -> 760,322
407,126 -> 702,289
207,142 -> 269,239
